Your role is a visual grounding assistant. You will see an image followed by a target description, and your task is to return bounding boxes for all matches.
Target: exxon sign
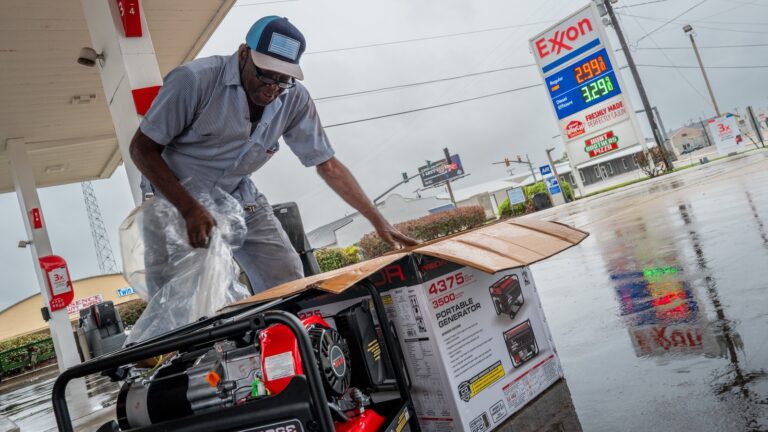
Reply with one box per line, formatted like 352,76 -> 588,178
531,7 -> 600,74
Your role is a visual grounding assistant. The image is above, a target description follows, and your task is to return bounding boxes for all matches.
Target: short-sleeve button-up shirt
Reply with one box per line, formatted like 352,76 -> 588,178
139,53 -> 334,205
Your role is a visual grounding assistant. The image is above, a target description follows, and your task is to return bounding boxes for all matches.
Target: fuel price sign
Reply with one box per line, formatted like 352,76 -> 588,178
546,48 -> 621,119
530,3 -> 644,167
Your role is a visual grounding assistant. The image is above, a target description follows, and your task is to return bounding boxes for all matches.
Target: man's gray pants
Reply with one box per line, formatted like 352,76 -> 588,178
143,193 -> 304,298
233,194 -> 305,295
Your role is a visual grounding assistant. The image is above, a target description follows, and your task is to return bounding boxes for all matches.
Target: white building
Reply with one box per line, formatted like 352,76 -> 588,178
308,194 -> 450,248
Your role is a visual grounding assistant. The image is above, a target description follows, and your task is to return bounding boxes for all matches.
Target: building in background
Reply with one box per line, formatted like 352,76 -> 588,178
308,194 -> 450,249
670,126 -> 710,156
0,274 -> 137,341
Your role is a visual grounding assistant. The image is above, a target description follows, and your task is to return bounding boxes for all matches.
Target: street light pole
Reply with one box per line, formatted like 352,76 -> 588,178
684,24 -> 721,117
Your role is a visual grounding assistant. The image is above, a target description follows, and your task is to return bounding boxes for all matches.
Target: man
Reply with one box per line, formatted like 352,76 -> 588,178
130,16 -> 416,294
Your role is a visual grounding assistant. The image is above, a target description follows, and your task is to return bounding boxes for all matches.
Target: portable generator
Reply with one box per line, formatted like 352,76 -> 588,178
52,283 -> 419,432
489,274 -> 524,319
503,320 -> 539,368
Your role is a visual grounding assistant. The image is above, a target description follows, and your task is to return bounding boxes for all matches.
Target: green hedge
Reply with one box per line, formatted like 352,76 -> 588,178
314,246 -> 361,272
359,206 -> 487,259
118,299 -> 147,327
498,180 -> 573,218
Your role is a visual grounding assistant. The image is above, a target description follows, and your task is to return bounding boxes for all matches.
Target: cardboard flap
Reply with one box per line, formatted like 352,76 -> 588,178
224,253 -> 408,309
223,219 -> 587,310
414,219 -> 588,273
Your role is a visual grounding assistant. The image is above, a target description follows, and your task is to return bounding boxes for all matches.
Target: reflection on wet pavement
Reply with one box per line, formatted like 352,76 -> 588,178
530,152 -> 768,431
0,373 -> 118,431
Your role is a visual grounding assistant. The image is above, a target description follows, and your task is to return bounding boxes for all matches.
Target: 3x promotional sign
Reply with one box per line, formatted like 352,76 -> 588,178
530,3 -> 644,167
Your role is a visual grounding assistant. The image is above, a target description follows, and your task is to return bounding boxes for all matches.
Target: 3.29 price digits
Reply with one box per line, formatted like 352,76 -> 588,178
580,75 -> 615,103
428,272 -> 466,295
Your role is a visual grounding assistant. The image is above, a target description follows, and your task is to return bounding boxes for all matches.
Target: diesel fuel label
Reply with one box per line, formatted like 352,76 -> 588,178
457,361 -> 505,402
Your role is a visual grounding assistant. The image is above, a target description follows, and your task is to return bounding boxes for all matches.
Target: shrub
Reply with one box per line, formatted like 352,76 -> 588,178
118,300 -> 147,327
358,206 -> 487,259
315,246 -> 361,272
497,179 -> 573,218
0,329 -> 51,353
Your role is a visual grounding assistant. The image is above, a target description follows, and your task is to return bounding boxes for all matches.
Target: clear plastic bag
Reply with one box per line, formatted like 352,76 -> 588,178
119,182 -> 250,345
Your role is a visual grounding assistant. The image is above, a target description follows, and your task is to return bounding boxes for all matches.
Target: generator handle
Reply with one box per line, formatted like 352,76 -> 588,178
361,280 -> 422,432
52,311 -> 335,432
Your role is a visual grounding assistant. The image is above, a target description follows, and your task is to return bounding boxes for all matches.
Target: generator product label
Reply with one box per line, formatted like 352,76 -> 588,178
263,352 -> 295,380
457,361 -> 505,402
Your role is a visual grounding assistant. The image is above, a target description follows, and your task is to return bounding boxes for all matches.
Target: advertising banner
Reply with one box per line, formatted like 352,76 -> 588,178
707,116 -> 743,155
568,119 -> 638,165
418,155 -> 465,187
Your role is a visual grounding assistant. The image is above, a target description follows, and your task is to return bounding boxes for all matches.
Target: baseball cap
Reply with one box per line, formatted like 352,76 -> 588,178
246,16 -> 306,80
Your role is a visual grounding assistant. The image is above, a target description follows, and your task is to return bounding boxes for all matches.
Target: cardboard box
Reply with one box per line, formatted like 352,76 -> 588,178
225,219 -> 588,431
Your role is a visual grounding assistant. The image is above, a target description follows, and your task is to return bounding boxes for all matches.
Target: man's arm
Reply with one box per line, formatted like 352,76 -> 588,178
129,129 -> 216,248
316,157 -> 418,249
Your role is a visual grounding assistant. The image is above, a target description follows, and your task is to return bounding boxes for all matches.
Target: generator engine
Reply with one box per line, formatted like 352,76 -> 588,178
489,274 -> 524,319
115,303 -> 387,431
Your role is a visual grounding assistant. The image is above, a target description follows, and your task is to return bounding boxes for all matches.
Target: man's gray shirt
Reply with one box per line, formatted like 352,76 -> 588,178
139,52 -> 334,205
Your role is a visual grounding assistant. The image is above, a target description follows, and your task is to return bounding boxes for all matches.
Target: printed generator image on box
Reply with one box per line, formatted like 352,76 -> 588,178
225,219 -> 588,431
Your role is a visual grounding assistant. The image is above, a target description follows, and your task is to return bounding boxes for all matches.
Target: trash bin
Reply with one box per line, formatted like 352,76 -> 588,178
532,192 -> 552,211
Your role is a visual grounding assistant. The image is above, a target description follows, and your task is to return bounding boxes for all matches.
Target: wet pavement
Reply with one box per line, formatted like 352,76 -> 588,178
0,374 -> 118,431
2,151 -> 767,431
529,151 -> 768,431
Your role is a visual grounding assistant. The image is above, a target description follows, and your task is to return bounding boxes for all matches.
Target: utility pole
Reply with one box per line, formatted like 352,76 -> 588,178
684,25 -> 721,117
747,106 -> 765,148
603,0 -> 672,172
700,118 -> 713,147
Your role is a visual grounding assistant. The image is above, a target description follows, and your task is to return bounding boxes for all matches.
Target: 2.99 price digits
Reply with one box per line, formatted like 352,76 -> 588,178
428,272 -> 466,295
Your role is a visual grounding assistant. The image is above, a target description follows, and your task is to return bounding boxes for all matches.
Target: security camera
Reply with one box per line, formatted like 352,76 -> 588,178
77,47 -> 103,67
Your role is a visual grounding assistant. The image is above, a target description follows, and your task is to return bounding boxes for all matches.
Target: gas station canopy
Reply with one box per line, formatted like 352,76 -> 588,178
0,0 -> 236,193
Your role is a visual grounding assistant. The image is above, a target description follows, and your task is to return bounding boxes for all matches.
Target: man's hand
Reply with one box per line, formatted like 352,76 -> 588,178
317,157 -> 420,250
130,129 -> 218,248
374,221 -> 419,250
182,202 -> 217,248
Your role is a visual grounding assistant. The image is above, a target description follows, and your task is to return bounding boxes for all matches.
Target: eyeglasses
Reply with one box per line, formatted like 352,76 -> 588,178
254,65 -> 295,89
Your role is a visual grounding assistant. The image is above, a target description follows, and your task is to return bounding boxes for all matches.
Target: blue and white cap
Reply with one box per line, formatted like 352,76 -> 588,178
246,16 -> 306,80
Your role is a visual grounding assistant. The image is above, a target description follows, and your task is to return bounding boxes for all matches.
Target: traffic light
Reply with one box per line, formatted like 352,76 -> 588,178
402,172 -> 409,183
517,155 -> 522,162
504,158 -> 510,167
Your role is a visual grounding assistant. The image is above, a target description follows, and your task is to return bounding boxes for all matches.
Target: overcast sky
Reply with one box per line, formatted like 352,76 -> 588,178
2,0 -> 767,310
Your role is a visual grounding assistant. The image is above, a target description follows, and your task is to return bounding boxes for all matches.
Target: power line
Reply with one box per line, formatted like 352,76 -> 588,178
620,12 -> 768,34
625,13 -> 714,108
632,0 -> 708,45
619,42 -> 768,50
314,64 -> 536,102
323,84 -> 542,128
615,0 -> 673,9
304,21 -> 554,55
637,63 -> 768,68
